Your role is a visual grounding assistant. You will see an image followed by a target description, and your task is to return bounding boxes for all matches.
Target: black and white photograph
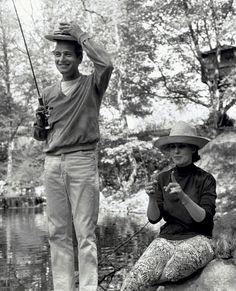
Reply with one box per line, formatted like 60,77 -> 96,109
0,0 -> 236,290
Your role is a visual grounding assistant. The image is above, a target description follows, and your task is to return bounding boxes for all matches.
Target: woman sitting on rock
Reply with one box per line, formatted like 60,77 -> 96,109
121,121 -> 217,291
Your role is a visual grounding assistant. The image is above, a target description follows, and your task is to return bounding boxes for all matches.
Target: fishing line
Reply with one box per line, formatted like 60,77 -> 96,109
98,220 -> 150,265
98,149 -> 153,286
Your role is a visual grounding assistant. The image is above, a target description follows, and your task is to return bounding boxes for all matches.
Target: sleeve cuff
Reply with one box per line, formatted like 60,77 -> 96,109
197,210 -> 212,225
78,32 -> 90,45
148,215 -> 162,224
193,210 -> 214,236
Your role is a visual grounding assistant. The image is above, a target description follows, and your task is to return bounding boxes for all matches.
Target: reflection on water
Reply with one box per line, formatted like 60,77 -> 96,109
0,207 -> 156,290
0,207 -> 52,291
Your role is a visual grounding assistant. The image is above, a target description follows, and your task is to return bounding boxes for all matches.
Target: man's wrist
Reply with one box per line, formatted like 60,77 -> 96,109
76,32 -> 90,44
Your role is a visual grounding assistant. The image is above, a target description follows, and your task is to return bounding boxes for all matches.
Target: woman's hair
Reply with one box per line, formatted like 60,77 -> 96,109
192,146 -> 201,163
166,144 -> 201,163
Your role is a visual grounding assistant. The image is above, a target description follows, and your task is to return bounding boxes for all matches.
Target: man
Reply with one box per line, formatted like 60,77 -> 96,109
33,22 -> 113,291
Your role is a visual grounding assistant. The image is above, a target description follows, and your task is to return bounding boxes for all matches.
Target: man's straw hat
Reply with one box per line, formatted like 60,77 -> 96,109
154,121 -> 210,150
45,30 -> 77,42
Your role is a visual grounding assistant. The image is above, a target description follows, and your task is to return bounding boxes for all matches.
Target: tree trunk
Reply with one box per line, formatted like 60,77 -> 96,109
6,139 -> 14,197
113,9 -> 128,131
122,152 -> 138,194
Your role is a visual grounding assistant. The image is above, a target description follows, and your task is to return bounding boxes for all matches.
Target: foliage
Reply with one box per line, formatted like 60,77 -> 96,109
99,137 -> 170,200
0,0 -> 236,186
116,0 -> 158,117
0,0 -> 37,182
12,139 -> 45,186
147,0 -> 236,125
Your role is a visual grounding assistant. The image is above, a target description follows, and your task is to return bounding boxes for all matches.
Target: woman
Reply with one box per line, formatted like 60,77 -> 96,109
121,121 -> 217,291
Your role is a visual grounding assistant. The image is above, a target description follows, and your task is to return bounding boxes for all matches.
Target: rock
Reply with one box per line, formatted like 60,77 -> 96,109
151,259 -> 236,291
197,131 -> 236,214
212,209 -> 236,264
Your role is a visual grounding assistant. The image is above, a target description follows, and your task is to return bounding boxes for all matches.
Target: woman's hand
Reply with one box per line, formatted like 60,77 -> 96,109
145,181 -> 157,197
165,171 -> 206,222
164,171 -> 185,201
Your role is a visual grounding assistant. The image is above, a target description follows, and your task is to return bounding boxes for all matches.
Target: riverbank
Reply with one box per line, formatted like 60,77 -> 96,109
0,206 -> 156,291
0,196 -> 45,209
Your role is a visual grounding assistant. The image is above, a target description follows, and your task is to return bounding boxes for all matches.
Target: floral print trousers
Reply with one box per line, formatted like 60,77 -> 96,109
121,235 -> 214,291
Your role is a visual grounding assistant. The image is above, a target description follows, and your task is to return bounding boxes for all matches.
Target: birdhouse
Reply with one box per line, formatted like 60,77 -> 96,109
201,45 -> 236,87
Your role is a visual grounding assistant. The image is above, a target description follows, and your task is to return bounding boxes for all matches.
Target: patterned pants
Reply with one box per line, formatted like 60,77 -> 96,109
121,235 -> 214,291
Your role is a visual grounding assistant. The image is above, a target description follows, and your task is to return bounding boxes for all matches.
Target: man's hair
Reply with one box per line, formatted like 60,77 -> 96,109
55,40 -> 83,60
74,42 -> 83,59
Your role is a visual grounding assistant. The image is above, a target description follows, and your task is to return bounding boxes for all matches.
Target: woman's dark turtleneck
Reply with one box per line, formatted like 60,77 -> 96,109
175,163 -> 197,177
155,162 -> 217,239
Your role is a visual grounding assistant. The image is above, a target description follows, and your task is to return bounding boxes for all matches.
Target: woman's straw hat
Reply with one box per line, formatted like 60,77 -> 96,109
154,121 -> 210,150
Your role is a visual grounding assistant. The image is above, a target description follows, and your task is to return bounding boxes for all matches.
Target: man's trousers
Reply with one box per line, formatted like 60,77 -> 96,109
44,150 -> 99,291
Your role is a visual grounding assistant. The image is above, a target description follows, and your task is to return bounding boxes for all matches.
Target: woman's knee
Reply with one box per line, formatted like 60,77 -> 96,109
121,238 -> 174,289
161,237 -> 214,282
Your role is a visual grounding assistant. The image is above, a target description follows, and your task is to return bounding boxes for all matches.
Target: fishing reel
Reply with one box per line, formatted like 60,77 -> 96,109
36,105 -> 51,130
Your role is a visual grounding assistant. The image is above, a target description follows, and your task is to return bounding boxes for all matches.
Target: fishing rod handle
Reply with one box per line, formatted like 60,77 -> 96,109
38,97 -> 44,106
37,98 -> 50,130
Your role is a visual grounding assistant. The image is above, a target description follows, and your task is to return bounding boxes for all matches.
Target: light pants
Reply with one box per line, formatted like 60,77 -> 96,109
44,150 -> 99,291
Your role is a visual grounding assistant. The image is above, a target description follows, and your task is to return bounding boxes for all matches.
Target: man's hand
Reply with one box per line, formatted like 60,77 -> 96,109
58,22 -> 84,40
33,106 -> 49,141
35,106 -> 47,129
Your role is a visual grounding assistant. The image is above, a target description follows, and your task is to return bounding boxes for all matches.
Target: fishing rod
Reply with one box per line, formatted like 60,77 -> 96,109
11,0 -> 43,106
97,220 -> 150,288
98,220 -> 150,266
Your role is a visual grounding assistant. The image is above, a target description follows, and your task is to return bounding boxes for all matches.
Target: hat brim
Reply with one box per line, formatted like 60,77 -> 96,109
154,135 -> 210,150
45,34 -> 77,42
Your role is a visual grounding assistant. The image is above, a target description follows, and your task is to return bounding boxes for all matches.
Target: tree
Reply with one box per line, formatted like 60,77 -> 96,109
4,0 -> 236,191
118,0 -> 158,117
145,0 -> 236,129
0,1 -> 35,191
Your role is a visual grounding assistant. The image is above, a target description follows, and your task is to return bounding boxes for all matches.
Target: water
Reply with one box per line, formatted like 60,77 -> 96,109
0,207 -> 157,291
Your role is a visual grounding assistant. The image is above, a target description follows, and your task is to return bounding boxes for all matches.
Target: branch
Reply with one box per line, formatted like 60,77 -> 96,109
80,0 -> 107,23
182,0 -> 220,98
142,54 -> 206,107
147,6 -> 202,76
210,0 -> 221,44
203,18 -> 213,50
169,94 -> 209,107
182,0 -> 202,60
220,0 -> 234,20
13,41 -> 28,55
157,66 -> 209,108
9,116 -> 24,142
98,265 -> 124,285
224,98 -> 236,112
